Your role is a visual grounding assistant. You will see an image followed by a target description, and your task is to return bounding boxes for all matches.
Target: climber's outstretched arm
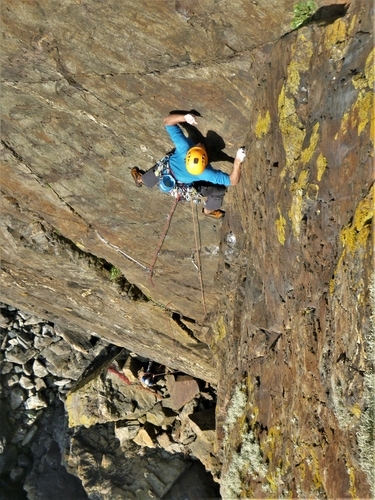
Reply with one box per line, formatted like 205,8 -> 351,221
229,148 -> 246,186
163,113 -> 198,126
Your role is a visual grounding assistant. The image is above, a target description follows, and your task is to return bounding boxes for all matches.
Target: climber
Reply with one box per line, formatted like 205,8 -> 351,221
131,112 -> 246,219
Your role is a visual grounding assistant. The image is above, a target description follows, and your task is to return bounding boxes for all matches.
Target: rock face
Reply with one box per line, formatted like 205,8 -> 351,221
0,304 -> 220,499
1,0 -> 373,498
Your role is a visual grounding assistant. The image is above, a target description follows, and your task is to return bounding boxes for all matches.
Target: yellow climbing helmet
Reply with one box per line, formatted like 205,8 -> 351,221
185,145 -> 208,175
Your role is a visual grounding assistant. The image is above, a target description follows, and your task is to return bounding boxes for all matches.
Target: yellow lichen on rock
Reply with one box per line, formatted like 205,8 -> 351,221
288,170 -> 309,239
316,153 -> 328,182
345,453 -> 358,500
324,18 -> 348,61
212,315 -> 227,343
287,31 -> 314,94
255,110 -> 271,139
275,206 -> 287,245
353,90 -> 373,137
301,122 -> 320,165
278,31 -> 314,180
330,186 -> 373,296
278,84 -> 306,179
340,185 -> 374,254
350,403 -> 362,419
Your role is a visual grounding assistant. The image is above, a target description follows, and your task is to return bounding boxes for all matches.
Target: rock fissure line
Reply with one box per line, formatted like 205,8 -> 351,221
3,140 -> 94,232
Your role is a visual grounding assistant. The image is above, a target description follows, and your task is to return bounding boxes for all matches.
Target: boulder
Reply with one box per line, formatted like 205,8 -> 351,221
163,375 -> 200,411
133,428 -> 155,448
146,402 -> 177,427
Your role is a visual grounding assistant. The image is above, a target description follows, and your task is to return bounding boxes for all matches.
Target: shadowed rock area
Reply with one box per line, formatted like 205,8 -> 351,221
1,0 -> 373,498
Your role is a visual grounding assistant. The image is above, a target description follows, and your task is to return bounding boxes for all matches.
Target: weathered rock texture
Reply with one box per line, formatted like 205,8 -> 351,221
1,0 -> 374,498
0,304 -> 220,499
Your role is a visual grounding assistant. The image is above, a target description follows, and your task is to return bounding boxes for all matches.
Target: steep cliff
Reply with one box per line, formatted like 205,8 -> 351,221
1,0 -> 373,498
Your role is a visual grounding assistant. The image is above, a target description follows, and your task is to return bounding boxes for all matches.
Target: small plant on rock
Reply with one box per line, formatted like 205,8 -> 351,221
109,266 -> 122,281
291,1 -> 317,29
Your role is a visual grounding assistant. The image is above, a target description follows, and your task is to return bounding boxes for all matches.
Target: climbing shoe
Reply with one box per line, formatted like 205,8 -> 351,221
131,167 -> 143,187
202,208 -> 225,219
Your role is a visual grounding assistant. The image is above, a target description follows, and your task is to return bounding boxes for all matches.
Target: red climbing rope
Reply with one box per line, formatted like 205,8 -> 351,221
149,195 -> 180,286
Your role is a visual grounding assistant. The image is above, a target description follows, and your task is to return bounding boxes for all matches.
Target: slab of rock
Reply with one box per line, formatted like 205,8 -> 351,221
34,336 -> 54,350
115,422 -> 140,444
5,346 -> 37,365
133,427 -> 155,448
10,386 -> 26,410
163,375 -> 200,411
19,375 -> 34,390
0,361 -> 13,374
32,359 -> 48,378
156,432 -> 184,454
146,402 -> 177,427
25,394 -> 47,411
65,366 -> 158,427
188,408 -> 216,442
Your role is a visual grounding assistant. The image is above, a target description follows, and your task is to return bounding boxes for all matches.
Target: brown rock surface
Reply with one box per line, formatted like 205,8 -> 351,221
212,1 -> 373,498
1,0 -> 373,497
164,374 -> 200,411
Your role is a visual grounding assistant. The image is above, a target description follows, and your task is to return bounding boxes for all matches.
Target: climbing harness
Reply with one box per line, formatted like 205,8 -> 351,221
155,152 -> 202,203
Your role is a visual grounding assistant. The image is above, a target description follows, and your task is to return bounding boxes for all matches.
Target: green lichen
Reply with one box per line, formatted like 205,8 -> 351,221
221,429 -> 267,499
221,382 -> 267,498
223,383 -> 247,432
357,275 -> 375,498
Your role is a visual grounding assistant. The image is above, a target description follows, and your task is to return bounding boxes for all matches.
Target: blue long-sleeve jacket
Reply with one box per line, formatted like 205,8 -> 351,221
165,125 -> 231,186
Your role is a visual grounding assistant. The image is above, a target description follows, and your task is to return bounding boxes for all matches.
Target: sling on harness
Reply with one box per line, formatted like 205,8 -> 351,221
155,151 -> 202,203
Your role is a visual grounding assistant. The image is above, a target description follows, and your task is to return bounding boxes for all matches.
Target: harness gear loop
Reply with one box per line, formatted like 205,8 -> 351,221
155,152 -> 202,203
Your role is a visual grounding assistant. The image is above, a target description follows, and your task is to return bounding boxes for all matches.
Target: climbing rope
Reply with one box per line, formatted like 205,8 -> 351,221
191,199 -> 207,315
149,194 -> 180,286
